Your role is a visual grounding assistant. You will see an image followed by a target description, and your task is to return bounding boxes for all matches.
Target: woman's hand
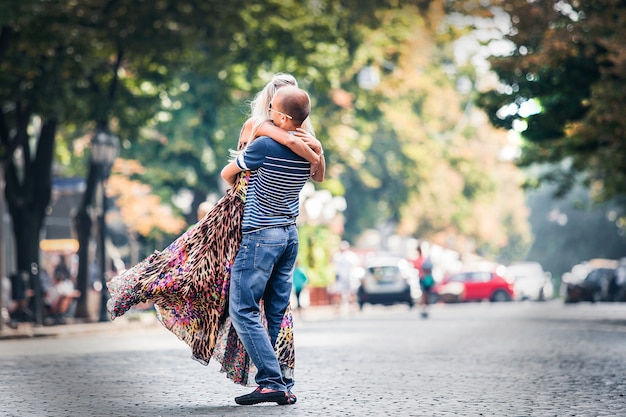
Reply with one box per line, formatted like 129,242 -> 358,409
293,128 -> 322,154
293,128 -> 323,177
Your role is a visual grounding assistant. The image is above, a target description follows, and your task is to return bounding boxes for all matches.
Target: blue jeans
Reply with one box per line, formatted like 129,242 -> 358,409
229,225 -> 298,392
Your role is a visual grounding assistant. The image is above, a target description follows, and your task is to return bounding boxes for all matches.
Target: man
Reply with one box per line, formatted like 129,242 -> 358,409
221,86 -> 324,405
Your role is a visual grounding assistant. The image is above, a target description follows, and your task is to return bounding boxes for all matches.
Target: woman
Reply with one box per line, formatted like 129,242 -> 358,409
107,73 -> 323,385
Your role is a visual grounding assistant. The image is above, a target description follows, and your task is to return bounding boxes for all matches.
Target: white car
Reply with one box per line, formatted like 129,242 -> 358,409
506,262 -> 553,301
356,257 -> 418,310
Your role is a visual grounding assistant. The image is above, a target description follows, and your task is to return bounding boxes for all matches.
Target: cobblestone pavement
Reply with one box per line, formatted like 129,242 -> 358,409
1,301 -> 625,417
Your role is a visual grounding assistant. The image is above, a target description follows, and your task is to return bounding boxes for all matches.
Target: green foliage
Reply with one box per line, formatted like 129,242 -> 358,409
471,0 -> 626,220
297,224 -> 336,287
315,3 -> 531,260
118,0 -> 420,225
2,0 -> 534,273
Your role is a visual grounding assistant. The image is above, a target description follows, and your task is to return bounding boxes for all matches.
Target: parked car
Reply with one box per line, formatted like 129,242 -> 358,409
356,257 -> 416,310
563,259 -> 619,303
432,265 -> 514,303
505,262 -> 553,301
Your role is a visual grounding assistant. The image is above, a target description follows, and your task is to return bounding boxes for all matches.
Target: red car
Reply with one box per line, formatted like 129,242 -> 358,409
432,266 -> 514,303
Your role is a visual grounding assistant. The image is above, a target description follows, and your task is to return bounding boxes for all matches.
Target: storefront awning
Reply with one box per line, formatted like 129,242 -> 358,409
40,239 -> 79,253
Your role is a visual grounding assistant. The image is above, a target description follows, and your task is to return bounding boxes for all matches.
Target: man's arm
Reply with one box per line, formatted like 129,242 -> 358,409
293,128 -> 324,180
257,121 -> 321,171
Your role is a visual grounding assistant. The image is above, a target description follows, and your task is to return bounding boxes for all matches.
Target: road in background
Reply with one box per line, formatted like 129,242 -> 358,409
1,301 -> 625,416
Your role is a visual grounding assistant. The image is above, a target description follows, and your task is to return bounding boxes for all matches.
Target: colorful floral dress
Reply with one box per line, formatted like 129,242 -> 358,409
107,172 -> 295,385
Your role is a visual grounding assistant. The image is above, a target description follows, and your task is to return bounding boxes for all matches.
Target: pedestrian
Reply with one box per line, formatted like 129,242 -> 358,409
53,255 -> 71,282
1,275 -> 17,328
293,260 -> 308,311
411,246 -> 425,276
44,269 -> 80,324
221,85 -> 324,405
331,241 -> 359,310
419,258 -> 435,318
196,201 -> 215,221
106,73 -> 323,388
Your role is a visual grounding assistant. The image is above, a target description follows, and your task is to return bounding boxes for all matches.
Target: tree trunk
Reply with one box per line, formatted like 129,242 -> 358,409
5,117 -> 56,325
11,217 -> 43,323
73,162 -> 98,320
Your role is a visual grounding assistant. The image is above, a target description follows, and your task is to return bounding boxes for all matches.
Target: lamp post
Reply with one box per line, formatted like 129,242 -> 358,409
90,131 -> 119,322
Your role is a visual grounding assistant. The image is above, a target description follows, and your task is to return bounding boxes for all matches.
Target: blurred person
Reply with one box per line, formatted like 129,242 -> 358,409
45,269 -> 80,324
1,275 -> 17,328
38,267 -> 53,303
106,74 -> 324,395
53,255 -> 71,282
411,246 -> 425,276
331,241 -> 359,309
292,260 -> 308,311
196,201 -> 215,221
419,258 -> 435,318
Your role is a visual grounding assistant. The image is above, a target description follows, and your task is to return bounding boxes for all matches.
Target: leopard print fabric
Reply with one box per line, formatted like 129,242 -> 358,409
107,172 -> 296,385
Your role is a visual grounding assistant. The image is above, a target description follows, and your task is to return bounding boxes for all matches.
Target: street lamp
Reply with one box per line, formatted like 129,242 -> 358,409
90,131 -> 119,322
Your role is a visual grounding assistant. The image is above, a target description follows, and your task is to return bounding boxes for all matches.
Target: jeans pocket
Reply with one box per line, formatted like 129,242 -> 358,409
253,242 -> 285,273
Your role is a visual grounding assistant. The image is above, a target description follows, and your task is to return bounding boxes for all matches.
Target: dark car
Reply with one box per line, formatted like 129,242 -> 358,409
432,266 -> 514,303
356,257 -> 416,310
564,267 -> 618,303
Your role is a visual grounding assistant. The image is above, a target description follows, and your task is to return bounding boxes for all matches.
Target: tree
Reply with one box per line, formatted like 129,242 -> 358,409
468,0 -> 626,223
309,1 -> 531,260
106,160 -> 187,266
2,0 -> 418,321
131,0 -> 420,226
0,1 -> 75,323
0,0 -> 229,319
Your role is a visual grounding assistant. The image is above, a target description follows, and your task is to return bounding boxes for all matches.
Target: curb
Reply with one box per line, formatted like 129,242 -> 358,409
0,304 -> 342,341
0,311 -> 161,341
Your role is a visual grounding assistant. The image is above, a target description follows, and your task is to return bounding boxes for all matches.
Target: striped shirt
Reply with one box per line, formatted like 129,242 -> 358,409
236,135 -> 311,233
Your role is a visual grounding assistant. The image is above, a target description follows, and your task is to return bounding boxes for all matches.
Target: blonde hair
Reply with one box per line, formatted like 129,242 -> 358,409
245,73 -> 315,146
250,73 -> 298,119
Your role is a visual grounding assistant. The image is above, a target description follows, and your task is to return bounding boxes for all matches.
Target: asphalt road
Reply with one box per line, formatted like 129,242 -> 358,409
1,301 -> 625,417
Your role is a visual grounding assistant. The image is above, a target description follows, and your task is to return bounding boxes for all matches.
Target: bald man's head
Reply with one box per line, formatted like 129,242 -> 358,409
273,86 -> 310,126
